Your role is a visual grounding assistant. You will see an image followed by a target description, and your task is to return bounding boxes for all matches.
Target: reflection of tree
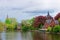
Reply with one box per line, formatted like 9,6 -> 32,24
21,32 -> 33,40
50,34 -> 60,40
43,33 -> 60,40
32,31 -> 43,40
32,31 -> 49,40
0,33 -> 2,40
21,32 -> 60,40
5,32 -> 17,40
1,32 -> 6,40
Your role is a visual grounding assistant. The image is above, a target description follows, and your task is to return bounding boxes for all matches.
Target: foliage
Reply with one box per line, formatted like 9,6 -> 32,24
6,24 -> 15,31
5,18 -> 17,31
47,26 -> 52,32
21,18 -> 37,31
47,25 -> 60,33
58,18 -> 60,22
5,18 -> 11,24
54,13 -> 60,20
21,26 -> 29,32
21,18 -> 34,27
58,18 -> 60,24
33,16 -> 46,28
0,21 -> 4,31
29,26 -> 36,30
53,25 -> 60,33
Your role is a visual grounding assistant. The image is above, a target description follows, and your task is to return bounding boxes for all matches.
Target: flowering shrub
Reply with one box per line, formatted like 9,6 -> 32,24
33,16 -> 46,28
54,13 -> 60,20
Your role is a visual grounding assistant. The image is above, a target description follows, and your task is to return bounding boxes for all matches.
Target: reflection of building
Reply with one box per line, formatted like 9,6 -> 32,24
43,12 -> 59,29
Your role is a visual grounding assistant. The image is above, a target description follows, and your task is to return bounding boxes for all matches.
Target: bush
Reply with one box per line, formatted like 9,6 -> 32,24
53,25 -> 60,33
21,26 -> 29,32
21,26 -> 36,32
29,26 -> 35,30
47,25 -> 60,33
47,27 -> 52,32
0,27 -> 4,31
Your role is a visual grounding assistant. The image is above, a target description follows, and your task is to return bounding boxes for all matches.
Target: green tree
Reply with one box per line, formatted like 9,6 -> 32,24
5,18 -> 11,24
58,18 -> 60,25
21,18 -> 35,31
21,18 -> 34,27
0,21 -> 4,31
5,18 -> 17,31
53,25 -> 60,33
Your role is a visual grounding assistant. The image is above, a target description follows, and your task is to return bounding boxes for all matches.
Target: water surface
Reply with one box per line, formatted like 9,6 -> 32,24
0,31 -> 60,40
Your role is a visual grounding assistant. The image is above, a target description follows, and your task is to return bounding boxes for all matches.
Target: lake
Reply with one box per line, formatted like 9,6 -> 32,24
0,31 -> 60,40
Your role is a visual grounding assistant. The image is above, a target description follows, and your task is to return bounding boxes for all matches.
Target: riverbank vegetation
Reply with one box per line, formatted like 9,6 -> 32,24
47,13 -> 60,33
0,12 -> 60,34
47,25 -> 60,33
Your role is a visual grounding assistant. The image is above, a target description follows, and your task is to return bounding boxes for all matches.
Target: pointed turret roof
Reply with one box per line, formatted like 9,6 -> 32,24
6,14 -> 8,19
47,11 -> 49,16
46,11 -> 53,20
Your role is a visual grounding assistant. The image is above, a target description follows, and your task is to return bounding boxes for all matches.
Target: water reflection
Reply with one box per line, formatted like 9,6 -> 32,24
47,33 -> 60,40
0,31 -> 60,40
0,33 -> 2,40
21,32 -> 33,40
5,32 -> 17,40
32,31 -> 48,40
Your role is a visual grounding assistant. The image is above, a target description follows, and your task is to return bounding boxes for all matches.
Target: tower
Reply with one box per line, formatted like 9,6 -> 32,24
7,14 -> 8,19
48,11 -> 49,16
46,11 -> 53,20
47,11 -> 50,16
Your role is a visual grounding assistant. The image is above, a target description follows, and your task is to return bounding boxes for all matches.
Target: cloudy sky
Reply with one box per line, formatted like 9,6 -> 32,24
0,0 -> 60,22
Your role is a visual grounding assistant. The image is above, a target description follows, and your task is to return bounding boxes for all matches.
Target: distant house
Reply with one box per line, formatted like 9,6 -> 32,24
17,23 -> 21,30
43,12 -> 59,29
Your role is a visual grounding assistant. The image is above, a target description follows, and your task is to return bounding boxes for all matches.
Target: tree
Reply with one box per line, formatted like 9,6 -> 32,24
33,16 -> 46,28
53,25 -> 60,33
54,13 -> 60,25
21,18 -> 35,31
54,13 -> 60,20
0,21 -> 4,31
58,18 -> 60,24
21,18 -> 34,27
5,18 -> 11,24
5,18 -> 17,31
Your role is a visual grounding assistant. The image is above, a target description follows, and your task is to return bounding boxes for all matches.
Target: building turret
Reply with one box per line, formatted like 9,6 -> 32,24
46,11 -> 53,20
6,14 -> 8,19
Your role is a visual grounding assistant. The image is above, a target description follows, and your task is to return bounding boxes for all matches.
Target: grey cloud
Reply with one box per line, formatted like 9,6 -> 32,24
23,9 -> 54,14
